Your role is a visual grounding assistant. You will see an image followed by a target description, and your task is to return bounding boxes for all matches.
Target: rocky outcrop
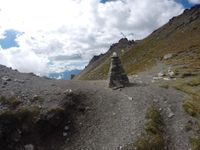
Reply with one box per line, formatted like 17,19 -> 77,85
76,38 -> 135,80
87,54 -> 105,66
108,52 -> 129,88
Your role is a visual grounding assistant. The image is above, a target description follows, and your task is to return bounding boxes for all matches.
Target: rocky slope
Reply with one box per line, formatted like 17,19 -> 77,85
0,65 -> 87,150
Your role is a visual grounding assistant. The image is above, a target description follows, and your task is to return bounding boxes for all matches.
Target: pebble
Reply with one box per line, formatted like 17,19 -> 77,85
24,144 -> 34,150
63,132 -> 68,137
1,76 -> 11,81
33,95 -> 39,100
167,107 -> 175,118
14,79 -> 25,83
64,89 -> 73,96
64,126 -> 69,131
65,138 -> 70,144
3,81 -> 7,85
128,97 -> 133,101
163,77 -> 170,81
158,72 -> 165,77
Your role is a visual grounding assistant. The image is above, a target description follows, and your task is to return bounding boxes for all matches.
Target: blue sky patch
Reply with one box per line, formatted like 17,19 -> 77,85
100,0 -> 109,3
0,29 -> 21,49
176,0 -> 195,8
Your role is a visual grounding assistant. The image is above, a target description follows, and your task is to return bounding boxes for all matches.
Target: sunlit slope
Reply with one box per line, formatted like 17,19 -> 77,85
76,5 -> 200,80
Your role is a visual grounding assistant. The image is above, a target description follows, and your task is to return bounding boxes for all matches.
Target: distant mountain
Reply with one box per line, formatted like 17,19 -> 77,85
75,38 -> 135,80
49,69 -> 82,80
75,5 -> 200,80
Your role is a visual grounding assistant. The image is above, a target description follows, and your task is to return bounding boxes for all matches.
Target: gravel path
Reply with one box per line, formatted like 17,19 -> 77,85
56,78 -> 190,150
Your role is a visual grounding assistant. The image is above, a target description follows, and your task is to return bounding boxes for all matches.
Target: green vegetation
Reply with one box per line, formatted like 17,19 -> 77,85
190,136 -> 200,150
0,96 -> 21,108
166,76 -> 200,150
47,107 -> 65,114
0,106 -> 41,124
33,95 -> 44,102
183,99 -> 200,117
133,106 -> 165,150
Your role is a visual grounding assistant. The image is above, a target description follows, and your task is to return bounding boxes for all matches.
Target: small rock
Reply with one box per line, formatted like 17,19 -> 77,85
10,91 -> 15,96
24,144 -> 34,150
167,108 -> 175,118
85,106 -> 90,111
128,97 -> 133,101
2,81 -> 7,85
138,81 -> 143,83
163,53 -> 174,60
33,95 -> 39,100
64,89 -> 73,96
158,72 -> 165,77
1,76 -> 11,81
65,138 -> 70,143
153,77 -> 163,80
64,126 -> 69,131
168,67 -> 175,78
163,77 -> 170,81
132,75 -> 138,78
63,132 -> 68,137
17,79 -> 25,83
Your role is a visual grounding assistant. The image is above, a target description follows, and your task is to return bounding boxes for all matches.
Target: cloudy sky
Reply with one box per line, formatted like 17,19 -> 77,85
0,0 -> 199,76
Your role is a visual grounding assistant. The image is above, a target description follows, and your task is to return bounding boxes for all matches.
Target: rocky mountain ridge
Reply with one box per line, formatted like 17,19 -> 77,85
76,5 -> 200,80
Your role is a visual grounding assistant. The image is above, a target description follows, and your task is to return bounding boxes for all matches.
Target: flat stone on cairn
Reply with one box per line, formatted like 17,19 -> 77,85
108,52 -> 129,88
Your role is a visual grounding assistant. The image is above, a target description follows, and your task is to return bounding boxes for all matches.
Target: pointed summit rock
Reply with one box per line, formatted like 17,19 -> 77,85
108,52 -> 129,88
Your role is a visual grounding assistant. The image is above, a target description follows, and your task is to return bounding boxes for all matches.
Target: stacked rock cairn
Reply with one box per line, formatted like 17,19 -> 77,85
108,52 -> 129,89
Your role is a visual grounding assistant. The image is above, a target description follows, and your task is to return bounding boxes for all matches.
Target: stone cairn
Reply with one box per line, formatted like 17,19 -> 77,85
108,52 -> 129,88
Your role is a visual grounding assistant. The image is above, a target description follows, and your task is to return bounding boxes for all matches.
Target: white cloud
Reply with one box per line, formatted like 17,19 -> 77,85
0,47 -> 49,75
188,0 -> 200,4
0,0 -> 184,75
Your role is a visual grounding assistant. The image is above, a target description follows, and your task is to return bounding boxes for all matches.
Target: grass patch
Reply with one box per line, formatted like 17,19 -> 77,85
0,106 -> 41,124
133,105 -> 165,150
189,136 -> 200,150
0,96 -> 21,108
183,99 -> 200,117
32,95 -> 45,103
169,76 -> 200,150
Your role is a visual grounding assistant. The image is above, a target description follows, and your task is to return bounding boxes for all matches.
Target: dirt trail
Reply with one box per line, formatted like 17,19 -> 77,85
54,76 -> 190,150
